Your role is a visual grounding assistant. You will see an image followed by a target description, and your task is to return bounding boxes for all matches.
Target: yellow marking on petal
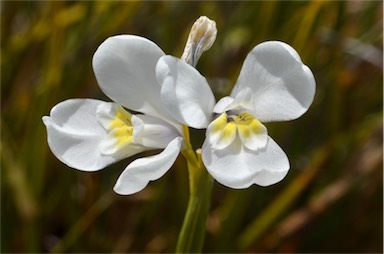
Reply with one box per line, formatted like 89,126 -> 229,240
109,107 -> 134,148
112,126 -> 133,137
210,112 -> 228,133
221,121 -> 237,140
109,106 -> 132,130
236,112 -> 264,136
214,121 -> 237,148
233,112 -> 268,150
237,123 -> 251,138
249,117 -> 264,135
206,112 -> 237,149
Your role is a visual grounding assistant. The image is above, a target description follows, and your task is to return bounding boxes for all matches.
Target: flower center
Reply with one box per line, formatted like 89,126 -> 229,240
207,111 -> 268,150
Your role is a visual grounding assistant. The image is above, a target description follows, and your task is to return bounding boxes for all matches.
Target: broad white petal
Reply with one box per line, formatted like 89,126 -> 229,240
275,41 -> 302,62
92,35 -> 174,121
113,137 -> 183,195
231,41 -> 316,122
131,114 -> 181,148
202,136 -> 289,188
156,55 -> 216,128
42,99 -> 144,171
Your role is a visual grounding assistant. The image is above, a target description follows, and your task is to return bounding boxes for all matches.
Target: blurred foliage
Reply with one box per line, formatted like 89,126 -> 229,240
1,1 -> 383,253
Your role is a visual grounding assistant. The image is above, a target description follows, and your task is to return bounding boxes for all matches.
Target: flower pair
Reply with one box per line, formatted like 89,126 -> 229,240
43,17 -> 315,195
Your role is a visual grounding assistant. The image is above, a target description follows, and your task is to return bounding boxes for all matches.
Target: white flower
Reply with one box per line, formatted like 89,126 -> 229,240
43,35 -> 185,195
156,41 -> 316,188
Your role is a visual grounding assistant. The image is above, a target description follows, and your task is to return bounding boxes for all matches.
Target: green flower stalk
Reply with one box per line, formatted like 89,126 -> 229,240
177,126 -> 213,253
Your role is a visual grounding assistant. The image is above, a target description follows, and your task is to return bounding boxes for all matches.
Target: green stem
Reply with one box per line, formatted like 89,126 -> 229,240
177,127 -> 213,253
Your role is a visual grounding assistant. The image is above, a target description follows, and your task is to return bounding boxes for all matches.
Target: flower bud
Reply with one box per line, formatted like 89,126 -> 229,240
181,16 -> 217,67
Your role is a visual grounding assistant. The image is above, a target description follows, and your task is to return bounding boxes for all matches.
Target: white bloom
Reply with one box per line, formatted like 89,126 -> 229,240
157,41 -> 316,188
43,35 -> 184,195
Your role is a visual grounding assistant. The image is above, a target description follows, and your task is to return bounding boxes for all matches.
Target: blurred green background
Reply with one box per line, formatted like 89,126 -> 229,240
1,1 -> 382,253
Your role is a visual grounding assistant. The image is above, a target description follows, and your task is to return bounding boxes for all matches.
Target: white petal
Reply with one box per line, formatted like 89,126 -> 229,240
206,113 -> 237,150
42,99 -> 142,171
131,114 -> 181,148
238,126 -> 268,150
213,96 -> 234,113
113,137 -> 183,195
156,55 -> 216,128
92,35 -> 174,121
202,136 -> 289,188
236,113 -> 268,150
218,87 -> 254,113
231,41 -> 316,122
229,87 -> 253,109
274,41 -> 302,62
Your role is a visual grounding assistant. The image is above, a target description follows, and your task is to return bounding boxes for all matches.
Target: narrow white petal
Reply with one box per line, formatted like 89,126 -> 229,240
92,35 -> 174,121
113,137 -> 183,195
156,55 -> 216,128
236,112 -> 268,150
214,122 -> 237,150
213,96 -> 234,113
206,113 -> 237,150
42,99 -> 140,171
202,136 -> 289,188
229,87 -> 253,110
131,114 -> 181,149
231,41 -> 316,122
238,128 -> 268,151
206,114 -> 226,144
217,87 -> 254,113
